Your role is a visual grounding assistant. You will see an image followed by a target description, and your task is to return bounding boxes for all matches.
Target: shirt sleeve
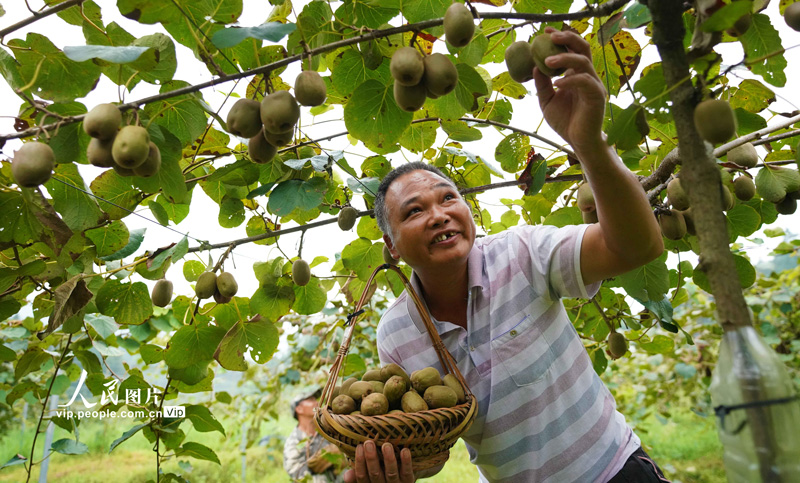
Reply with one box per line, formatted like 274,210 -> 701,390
283,430 -> 311,480
514,224 -> 601,300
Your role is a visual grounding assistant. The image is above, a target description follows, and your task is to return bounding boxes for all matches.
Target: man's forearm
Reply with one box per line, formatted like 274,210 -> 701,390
576,139 -> 663,264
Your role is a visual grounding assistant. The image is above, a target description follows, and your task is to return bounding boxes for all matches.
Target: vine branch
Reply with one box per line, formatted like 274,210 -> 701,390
0,0 -> 86,39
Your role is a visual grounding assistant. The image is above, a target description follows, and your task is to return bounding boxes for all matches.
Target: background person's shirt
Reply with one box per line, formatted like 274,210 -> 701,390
283,426 -> 341,483
377,224 -> 640,483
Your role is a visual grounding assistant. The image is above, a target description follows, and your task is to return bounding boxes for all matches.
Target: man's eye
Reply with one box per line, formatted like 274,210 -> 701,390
444,193 -> 455,201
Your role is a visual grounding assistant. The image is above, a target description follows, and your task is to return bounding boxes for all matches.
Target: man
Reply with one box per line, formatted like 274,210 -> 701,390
284,388 -> 345,482
343,29 -> 669,483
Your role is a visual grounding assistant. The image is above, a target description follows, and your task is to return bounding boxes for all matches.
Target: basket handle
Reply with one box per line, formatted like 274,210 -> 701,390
321,263 -> 472,408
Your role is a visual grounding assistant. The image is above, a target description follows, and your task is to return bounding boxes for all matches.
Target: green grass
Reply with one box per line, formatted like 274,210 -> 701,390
0,409 -> 724,482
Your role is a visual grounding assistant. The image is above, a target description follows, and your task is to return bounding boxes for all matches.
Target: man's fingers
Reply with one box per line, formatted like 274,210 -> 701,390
382,443 -> 401,482
353,444 -> 371,483
552,72 -> 606,99
533,68 -> 555,107
364,440 -> 386,483
400,448 -> 415,483
545,28 -> 592,58
544,52 -> 597,78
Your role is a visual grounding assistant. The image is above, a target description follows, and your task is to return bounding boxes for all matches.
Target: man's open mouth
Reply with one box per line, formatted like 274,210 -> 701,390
433,232 -> 458,244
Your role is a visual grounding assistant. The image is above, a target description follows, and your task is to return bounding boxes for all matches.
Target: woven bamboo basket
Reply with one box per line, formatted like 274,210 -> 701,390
314,263 -> 477,473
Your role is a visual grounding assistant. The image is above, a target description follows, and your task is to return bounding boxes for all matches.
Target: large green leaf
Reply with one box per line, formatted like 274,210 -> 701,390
726,204 -> 760,238
401,0 -> 449,23
110,423 -> 149,453
694,254 -> 756,292
342,238 -> 384,281
46,163 -> 104,232
589,30 -> 641,97
293,278 -> 327,315
515,0 -> 572,14
51,439 -> 89,455
267,178 -> 328,217
7,33 -> 101,102
616,254 -> 669,302
730,79 -> 775,113
344,79 -> 413,152
212,22 -> 296,49
336,0 -> 399,29
143,81 -> 208,146
164,324 -> 227,370
177,442 -> 220,465
133,126 -> 187,202
86,221 -> 130,257
331,48 -> 391,95
214,316 -> 279,371
96,280 -> 153,325
455,63 -> 489,112
250,282 -> 295,322
400,118 -> 438,153
185,405 -> 225,435
0,191 -> 44,244
101,228 -> 146,262
34,102 -> 91,165
89,171 -> 142,220
495,133 -> 531,173
741,14 -> 787,87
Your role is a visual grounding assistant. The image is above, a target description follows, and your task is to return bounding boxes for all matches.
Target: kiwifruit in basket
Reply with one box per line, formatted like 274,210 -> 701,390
411,367 -> 442,394
401,390 -> 429,413
442,374 -> 466,404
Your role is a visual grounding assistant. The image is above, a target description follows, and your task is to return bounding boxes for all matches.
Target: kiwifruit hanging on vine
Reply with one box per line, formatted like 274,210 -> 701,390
248,129 -> 277,164
294,71 -> 327,107
442,374 -> 466,404
332,394 -> 356,415
382,244 -> 399,265
213,289 -> 232,304
785,2 -> 800,31
393,81 -> 427,112
216,271 -> 238,298
151,279 -> 173,307
733,176 -> 756,201
681,208 -> 696,236
83,103 -> 122,141
401,390 -> 428,413
576,183 -> 595,213
723,185 -> 736,211
775,196 -> 797,215
112,163 -> 136,177
361,392 -> 389,416
195,271 -> 218,299
727,142 -> 758,168
667,178 -> 690,211
424,385 -> 458,409
658,209 -> 687,240
531,33 -> 568,77
504,41 -> 536,83
112,125 -> 150,168
260,90 -> 300,134
292,259 -> 311,286
582,210 -> 599,224
443,3 -> 475,48
12,142 -> 55,187
226,98 -> 262,138
423,54 -> 459,97
390,47 -> 425,87
264,128 -> 294,147
337,206 -> 358,230
694,100 -> 737,144
726,13 -> 752,37
87,137 -> 116,168
133,142 -> 161,178
607,332 -> 628,359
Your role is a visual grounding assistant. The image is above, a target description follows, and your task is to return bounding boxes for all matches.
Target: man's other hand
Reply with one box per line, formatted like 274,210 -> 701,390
343,440 -> 415,483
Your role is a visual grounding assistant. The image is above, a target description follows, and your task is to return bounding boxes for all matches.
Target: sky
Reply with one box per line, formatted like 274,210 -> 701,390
0,1 -> 797,328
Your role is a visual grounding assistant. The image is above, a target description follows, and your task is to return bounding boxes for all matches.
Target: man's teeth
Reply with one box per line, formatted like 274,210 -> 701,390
434,233 -> 455,243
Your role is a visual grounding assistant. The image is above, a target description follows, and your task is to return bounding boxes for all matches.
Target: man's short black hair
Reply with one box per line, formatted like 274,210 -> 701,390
374,162 -> 456,240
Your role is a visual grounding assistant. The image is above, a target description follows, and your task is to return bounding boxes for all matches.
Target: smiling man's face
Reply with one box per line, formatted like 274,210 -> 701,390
383,170 -> 476,272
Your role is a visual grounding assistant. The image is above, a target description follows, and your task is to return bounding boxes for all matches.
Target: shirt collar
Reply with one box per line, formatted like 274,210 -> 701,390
405,242 -> 487,333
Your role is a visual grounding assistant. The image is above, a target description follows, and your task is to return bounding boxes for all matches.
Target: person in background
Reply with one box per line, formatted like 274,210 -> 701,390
284,387 -> 344,482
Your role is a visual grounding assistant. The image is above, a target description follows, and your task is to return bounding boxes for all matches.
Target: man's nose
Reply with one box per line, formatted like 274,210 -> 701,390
429,204 -> 450,227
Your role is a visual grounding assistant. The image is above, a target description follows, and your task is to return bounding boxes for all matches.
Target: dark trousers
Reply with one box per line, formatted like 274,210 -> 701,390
607,447 -> 670,483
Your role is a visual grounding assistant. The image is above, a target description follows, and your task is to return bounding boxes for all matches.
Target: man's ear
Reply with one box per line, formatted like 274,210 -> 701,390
383,234 -> 399,260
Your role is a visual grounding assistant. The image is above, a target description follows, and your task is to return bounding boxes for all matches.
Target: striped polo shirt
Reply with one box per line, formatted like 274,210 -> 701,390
376,224 -> 640,482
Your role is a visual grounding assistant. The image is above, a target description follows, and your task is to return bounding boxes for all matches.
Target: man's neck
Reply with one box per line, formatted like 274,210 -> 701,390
297,418 -> 316,436
416,262 -> 469,329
